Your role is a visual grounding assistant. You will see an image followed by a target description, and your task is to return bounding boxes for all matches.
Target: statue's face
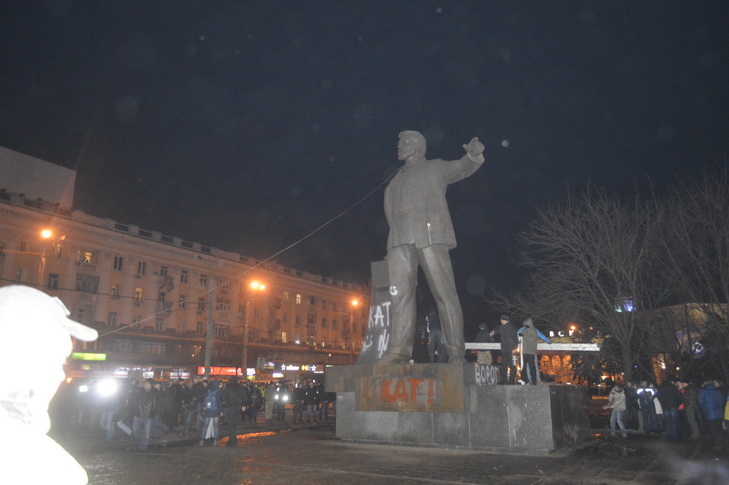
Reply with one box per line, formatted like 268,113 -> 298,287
397,133 -> 424,161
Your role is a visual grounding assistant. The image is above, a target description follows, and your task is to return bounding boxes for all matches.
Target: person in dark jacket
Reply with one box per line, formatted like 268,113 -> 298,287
656,379 -> 683,440
491,315 -> 518,384
292,384 -> 305,423
164,381 -> 182,430
474,323 -> 493,365
199,379 -> 223,447
222,379 -> 244,447
676,380 -> 700,440
132,379 -> 158,452
637,380 -> 660,434
304,381 -> 319,423
698,379 -> 726,452
245,381 -> 262,423
426,307 -> 447,363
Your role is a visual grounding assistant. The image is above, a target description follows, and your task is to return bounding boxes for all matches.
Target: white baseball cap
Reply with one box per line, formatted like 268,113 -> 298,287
0,285 -> 98,341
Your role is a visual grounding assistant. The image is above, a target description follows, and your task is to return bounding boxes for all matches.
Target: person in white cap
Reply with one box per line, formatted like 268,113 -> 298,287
0,285 -> 98,485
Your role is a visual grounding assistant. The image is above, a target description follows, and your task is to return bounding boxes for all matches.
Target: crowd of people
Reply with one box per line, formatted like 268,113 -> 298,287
49,376 -> 334,452
603,378 -> 729,454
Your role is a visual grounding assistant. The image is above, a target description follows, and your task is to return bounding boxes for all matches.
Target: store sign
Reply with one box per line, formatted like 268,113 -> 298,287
71,352 -> 107,361
197,366 -> 239,376
273,363 -> 324,373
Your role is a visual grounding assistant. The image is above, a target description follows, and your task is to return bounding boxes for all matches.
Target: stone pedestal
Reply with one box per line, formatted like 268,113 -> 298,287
325,363 -> 590,454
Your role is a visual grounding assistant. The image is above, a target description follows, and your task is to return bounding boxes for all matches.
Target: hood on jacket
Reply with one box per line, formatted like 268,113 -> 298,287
523,318 -> 534,328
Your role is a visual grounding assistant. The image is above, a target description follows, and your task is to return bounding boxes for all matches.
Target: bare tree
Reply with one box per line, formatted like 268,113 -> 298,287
493,188 -> 670,382
658,168 -> 729,381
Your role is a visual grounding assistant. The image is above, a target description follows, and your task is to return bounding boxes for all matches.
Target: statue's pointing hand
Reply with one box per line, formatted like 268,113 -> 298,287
463,137 -> 485,162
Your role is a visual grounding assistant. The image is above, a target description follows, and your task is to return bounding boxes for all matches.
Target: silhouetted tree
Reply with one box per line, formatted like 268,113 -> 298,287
491,188 -> 671,383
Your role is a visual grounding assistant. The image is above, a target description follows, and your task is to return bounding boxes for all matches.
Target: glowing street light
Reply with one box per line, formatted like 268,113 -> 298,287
37,228 -> 65,289
242,280 -> 267,375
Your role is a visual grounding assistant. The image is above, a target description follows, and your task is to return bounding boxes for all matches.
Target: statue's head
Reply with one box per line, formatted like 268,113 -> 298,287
397,130 -> 426,161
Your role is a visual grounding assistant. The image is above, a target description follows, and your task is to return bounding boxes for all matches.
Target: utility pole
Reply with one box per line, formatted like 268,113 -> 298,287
204,276 -> 214,380
241,302 -> 249,377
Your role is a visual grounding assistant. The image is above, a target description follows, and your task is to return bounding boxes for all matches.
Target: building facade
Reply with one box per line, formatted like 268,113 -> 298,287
0,163 -> 369,383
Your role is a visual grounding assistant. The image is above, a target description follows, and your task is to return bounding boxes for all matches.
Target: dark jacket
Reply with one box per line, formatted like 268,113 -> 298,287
202,381 -> 223,418
682,382 -> 698,407
191,381 -> 207,404
656,381 -> 682,410
136,388 -> 157,419
304,386 -> 320,406
474,324 -> 492,343
223,382 -> 246,409
492,321 -> 518,352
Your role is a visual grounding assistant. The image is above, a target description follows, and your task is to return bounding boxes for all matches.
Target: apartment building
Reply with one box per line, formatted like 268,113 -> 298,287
0,149 -> 369,382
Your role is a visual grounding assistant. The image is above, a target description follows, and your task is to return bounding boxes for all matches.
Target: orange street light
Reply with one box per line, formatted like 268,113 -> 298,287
242,280 -> 267,375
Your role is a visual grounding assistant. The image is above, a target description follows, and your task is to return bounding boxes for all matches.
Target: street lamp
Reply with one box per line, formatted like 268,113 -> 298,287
37,228 -> 65,289
241,280 -> 266,376
347,298 -> 360,350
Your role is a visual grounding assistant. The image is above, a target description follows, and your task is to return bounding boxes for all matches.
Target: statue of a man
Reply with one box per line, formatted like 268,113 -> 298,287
379,130 -> 485,364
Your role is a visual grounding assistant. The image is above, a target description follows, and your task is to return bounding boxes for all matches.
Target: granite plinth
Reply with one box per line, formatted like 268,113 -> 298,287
325,363 -> 590,454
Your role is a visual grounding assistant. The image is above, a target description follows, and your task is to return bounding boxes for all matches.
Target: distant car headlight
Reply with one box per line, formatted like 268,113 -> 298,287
97,379 -> 118,397
282,395 -> 289,402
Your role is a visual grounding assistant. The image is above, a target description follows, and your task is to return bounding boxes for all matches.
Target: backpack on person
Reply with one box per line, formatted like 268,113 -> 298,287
203,389 -> 219,416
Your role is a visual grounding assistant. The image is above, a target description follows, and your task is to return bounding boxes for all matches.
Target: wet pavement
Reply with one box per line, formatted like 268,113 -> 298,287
56,412 -> 729,485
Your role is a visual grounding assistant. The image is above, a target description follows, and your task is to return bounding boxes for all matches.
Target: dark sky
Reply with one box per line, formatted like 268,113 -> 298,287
2,1 -> 728,332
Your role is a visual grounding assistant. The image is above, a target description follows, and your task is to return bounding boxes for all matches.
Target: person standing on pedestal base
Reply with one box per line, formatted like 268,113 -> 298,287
491,315 -> 518,384
378,130 -> 485,365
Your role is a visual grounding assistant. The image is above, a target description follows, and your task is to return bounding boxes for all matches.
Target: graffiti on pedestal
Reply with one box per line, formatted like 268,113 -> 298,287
355,261 -> 392,365
473,364 -> 500,385
381,377 -> 435,406
360,301 -> 391,357
357,364 -> 466,412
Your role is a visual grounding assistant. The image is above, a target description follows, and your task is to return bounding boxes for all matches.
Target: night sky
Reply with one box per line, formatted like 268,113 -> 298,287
2,1 -> 728,334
